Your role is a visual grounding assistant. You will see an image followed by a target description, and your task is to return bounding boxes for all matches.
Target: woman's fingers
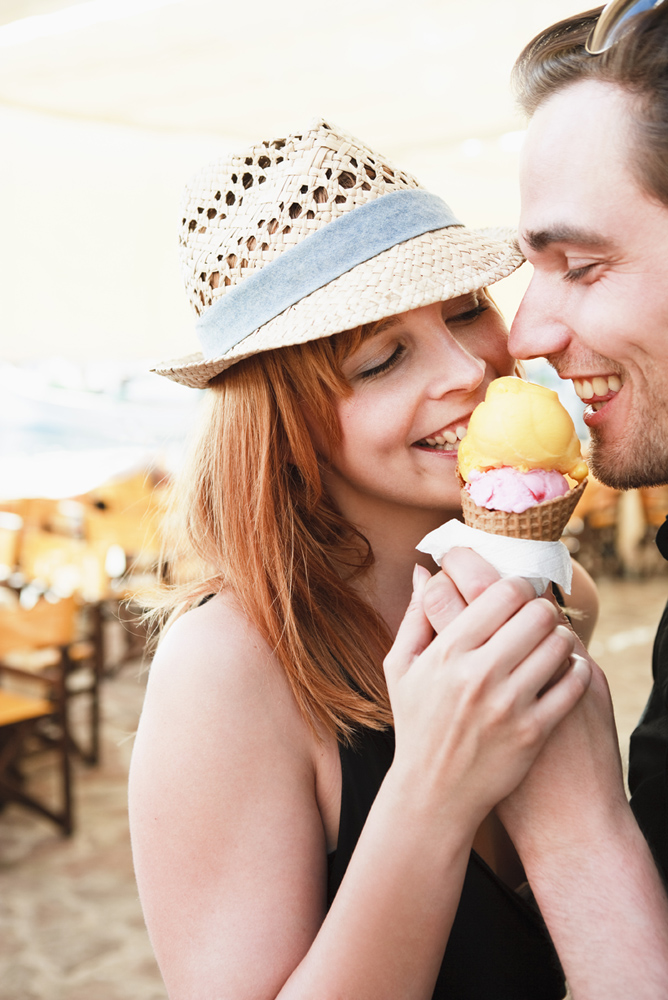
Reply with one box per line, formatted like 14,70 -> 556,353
384,565 -> 434,687
421,570 -> 468,633
529,652 -> 592,731
434,574 -> 538,656
482,596 -> 569,681
502,623 -> 576,704
433,557 -> 577,695
386,563 -> 592,822
441,547 -> 501,605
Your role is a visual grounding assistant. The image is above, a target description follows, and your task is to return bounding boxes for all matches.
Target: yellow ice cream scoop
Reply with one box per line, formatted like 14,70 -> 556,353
457,377 -> 588,484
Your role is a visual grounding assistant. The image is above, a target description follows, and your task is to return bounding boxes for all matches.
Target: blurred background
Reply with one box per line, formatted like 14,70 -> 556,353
2,0 -> 591,501
1,2 -> 667,999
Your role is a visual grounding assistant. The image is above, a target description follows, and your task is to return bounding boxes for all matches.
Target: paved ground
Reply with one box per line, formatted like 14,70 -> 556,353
589,575 -> 667,776
1,573 -> 667,1000
0,652 -> 164,1000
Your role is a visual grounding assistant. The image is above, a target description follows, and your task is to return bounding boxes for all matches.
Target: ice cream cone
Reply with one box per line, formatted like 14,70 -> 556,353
458,472 -> 588,541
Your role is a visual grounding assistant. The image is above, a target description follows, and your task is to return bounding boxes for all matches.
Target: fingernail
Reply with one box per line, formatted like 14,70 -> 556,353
555,624 -> 573,641
413,563 -> 429,596
570,653 -> 591,682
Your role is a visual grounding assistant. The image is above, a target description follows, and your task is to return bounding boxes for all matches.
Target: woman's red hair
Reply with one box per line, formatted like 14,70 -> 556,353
154,326 -> 394,742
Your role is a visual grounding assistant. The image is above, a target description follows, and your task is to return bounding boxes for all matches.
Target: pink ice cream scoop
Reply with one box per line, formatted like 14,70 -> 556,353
466,467 -> 571,514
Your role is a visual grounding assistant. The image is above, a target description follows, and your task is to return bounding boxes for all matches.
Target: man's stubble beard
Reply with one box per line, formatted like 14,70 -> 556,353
588,400 -> 668,490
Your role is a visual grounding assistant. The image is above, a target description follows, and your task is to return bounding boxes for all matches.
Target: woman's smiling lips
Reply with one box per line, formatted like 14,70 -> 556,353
414,422 -> 469,451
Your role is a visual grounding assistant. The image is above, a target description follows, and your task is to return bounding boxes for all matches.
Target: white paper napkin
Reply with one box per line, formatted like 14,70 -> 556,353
416,519 -> 572,596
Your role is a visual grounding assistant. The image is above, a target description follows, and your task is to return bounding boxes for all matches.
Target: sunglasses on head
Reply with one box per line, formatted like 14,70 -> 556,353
586,0 -> 665,54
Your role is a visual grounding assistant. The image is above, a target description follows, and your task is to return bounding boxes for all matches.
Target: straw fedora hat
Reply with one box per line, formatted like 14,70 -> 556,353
154,119 -> 524,389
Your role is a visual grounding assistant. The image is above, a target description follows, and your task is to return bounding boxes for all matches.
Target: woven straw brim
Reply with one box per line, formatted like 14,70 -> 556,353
154,226 -> 523,388
459,476 -> 588,541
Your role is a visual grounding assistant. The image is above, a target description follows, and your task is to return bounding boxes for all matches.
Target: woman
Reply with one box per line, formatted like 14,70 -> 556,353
129,120 -> 598,999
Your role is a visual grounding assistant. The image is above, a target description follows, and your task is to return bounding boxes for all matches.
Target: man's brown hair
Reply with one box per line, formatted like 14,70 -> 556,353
513,4 -> 668,206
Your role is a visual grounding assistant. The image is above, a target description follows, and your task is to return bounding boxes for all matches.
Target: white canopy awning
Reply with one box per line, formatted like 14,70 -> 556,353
0,0 -> 583,361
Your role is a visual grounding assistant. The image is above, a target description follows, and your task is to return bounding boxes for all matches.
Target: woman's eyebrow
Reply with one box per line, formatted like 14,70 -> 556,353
522,224 -> 614,253
373,316 -> 402,334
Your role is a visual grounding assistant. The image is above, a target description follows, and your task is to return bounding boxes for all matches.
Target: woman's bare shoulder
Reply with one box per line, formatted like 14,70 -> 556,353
155,591 -> 269,668
150,592 -> 283,700
139,590 -> 315,761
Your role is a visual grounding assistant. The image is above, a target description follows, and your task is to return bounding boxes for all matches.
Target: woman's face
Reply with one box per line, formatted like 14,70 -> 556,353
317,291 -> 515,531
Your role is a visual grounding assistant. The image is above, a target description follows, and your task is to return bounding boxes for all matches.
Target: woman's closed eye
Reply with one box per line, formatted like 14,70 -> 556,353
359,344 -> 407,380
447,302 -> 490,325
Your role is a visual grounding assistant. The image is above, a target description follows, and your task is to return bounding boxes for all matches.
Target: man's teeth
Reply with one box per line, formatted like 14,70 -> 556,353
423,425 -> 467,448
573,374 -> 622,401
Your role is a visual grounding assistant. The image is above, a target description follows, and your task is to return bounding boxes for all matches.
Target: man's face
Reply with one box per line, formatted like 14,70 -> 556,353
509,79 -> 668,489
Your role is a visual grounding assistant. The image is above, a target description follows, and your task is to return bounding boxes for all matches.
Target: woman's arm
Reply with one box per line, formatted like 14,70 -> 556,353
129,598 -> 329,998
130,579 -> 585,1000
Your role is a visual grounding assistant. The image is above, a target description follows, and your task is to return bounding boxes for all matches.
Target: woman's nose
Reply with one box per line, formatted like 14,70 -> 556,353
426,332 -> 486,397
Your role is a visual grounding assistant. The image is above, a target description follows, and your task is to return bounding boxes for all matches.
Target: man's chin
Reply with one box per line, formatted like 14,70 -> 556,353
588,440 -> 668,491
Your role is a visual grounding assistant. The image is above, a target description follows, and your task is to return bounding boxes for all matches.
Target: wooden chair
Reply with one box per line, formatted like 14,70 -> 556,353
0,661 -> 72,835
80,477 -> 166,671
17,526 -> 111,687
0,594 -> 101,767
570,476 -> 622,530
0,497 -> 68,534
0,511 -> 22,581
639,485 -> 668,529
564,476 -> 623,578
83,503 -> 162,573
18,529 -> 111,603
634,485 -> 668,576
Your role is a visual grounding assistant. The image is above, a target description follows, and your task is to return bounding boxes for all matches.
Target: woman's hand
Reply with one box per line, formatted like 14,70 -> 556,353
420,547 -> 621,844
383,560 -> 591,831
415,547 -> 617,841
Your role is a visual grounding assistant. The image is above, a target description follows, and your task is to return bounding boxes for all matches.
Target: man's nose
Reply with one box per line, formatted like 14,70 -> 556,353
508,277 -> 572,361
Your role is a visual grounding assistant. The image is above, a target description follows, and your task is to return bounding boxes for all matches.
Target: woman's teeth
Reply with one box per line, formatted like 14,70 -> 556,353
573,374 -> 622,404
422,425 -> 467,449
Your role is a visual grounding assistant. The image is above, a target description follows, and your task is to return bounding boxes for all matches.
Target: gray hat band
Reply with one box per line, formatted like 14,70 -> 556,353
196,189 -> 462,359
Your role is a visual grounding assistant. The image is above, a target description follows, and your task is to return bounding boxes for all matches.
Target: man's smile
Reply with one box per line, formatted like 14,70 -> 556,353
572,373 -> 623,411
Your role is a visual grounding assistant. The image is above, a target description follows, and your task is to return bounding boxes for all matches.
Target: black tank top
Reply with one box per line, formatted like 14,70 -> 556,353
326,726 -> 566,1000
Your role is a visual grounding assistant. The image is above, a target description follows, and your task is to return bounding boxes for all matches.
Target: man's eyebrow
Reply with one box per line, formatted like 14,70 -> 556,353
522,225 -> 614,253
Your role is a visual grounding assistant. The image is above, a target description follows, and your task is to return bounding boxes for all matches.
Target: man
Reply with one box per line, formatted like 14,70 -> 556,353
509,0 -> 668,885
422,3 -> 668,995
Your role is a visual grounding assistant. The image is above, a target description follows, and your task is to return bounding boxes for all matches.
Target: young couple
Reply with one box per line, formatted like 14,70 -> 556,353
129,4 -> 668,997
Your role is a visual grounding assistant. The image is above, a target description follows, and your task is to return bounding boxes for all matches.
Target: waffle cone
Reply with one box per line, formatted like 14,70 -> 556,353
457,472 -> 588,541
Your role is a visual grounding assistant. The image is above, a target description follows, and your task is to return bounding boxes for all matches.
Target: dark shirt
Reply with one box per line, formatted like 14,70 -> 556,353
327,726 -> 565,1000
628,516 -> 668,883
